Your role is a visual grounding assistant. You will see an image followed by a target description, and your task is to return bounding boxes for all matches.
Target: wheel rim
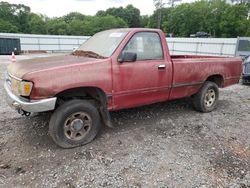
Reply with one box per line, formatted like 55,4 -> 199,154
204,89 -> 216,108
64,112 -> 92,141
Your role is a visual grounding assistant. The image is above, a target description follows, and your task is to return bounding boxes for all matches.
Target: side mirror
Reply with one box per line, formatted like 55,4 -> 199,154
118,51 -> 137,63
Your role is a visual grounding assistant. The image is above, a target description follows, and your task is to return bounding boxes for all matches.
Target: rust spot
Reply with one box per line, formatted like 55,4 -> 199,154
72,50 -> 106,59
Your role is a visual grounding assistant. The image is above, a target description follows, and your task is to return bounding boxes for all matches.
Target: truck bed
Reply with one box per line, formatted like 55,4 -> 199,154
169,55 -> 242,100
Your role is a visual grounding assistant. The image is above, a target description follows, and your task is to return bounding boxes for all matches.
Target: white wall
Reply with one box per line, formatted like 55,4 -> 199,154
0,33 -> 90,52
0,33 -> 239,56
167,37 -> 237,57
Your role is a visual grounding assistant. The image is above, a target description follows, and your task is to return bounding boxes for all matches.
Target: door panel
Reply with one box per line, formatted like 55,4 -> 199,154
112,32 -> 172,110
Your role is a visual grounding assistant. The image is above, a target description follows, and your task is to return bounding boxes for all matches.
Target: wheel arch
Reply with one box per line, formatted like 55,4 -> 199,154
54,86 -> 113,127
55,86 -> 108,106
205,74 -> 224,88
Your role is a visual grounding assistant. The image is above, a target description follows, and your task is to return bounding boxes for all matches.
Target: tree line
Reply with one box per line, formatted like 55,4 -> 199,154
0,0 -> 249,37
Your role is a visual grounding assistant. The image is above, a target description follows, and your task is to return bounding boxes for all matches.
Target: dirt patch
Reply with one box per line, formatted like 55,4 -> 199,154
0,54 -> 250,187
72,50 -> 106,59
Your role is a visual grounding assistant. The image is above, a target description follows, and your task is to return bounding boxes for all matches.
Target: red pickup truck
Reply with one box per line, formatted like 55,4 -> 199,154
5,28 -> 242,148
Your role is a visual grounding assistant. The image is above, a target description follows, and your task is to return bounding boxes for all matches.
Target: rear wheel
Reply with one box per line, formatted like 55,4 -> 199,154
192,81 -> 219,112
49,99 -> 101,148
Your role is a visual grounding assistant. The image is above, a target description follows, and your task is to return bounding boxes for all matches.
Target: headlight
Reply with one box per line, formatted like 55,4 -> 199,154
11,78 -> 20,95
19,81 -> 33,96
8,73 -> 33,97
11,79 -> 33,96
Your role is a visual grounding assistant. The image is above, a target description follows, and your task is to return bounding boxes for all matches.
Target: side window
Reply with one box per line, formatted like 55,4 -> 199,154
122,32 -> 164,61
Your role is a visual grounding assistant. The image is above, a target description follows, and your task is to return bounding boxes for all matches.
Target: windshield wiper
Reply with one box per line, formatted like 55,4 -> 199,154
72,50 -> 106,59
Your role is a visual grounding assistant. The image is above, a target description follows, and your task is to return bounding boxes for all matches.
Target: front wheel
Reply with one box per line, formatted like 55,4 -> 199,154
192,81 -> 219,112
49,99 -> 101,148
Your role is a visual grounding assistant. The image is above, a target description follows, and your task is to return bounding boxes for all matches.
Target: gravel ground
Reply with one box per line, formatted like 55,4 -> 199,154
0,54 -> 250,188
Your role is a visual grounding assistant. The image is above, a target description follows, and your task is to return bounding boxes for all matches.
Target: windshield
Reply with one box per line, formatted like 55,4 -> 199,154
77,29 -> 129,57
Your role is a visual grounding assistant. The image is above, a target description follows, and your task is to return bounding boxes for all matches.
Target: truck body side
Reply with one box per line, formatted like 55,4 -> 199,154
110,28 -> 242,110
15,28 -> 242,112
4,28 -> 243,148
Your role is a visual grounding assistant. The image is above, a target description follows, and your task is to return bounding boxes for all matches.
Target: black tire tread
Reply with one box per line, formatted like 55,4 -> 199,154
193,81 -> 219,113
49,99 -> 101,148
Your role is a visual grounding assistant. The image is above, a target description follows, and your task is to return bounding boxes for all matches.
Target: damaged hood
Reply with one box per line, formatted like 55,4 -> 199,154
7,54 -> 105,78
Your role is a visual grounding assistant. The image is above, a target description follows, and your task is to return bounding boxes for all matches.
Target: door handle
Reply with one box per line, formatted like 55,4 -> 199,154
158,64 -> 166,70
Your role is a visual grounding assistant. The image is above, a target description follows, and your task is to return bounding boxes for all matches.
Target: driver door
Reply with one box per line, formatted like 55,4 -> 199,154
112,31 -> 172,110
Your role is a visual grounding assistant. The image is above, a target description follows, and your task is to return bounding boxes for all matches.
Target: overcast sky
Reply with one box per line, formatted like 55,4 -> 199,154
4,0 -> 195,17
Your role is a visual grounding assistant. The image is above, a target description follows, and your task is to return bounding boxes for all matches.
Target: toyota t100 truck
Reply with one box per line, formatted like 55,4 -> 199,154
4,28 -> 242,148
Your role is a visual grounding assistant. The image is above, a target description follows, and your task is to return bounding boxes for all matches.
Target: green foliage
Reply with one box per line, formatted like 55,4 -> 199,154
96,4 -> 141,27
148,8 -> 171,29
219,4 -> 249,37
82,15 -> 128,36
63,12 -> 86,24
160,0 -> 250,37
46,18 -> 69,35
0,19 -> 18,33
140,15 -> 150,27
124,5 -> 141,27
66,15 -> 128,36
0,1 -> 129,36
28,14 -> 47,34
0,0 -> 249,37
0,1 -> 31,33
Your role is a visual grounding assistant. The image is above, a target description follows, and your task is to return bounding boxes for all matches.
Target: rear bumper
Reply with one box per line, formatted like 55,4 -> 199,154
4,82 -> 57,113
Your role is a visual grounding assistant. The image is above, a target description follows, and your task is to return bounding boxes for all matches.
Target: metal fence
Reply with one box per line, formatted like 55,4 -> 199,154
167,37 -> 238,57
0,33 -> 89,53
0,32 -> 249,57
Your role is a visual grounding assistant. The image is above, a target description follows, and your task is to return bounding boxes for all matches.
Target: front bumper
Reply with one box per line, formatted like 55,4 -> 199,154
4,82 -> 57,113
